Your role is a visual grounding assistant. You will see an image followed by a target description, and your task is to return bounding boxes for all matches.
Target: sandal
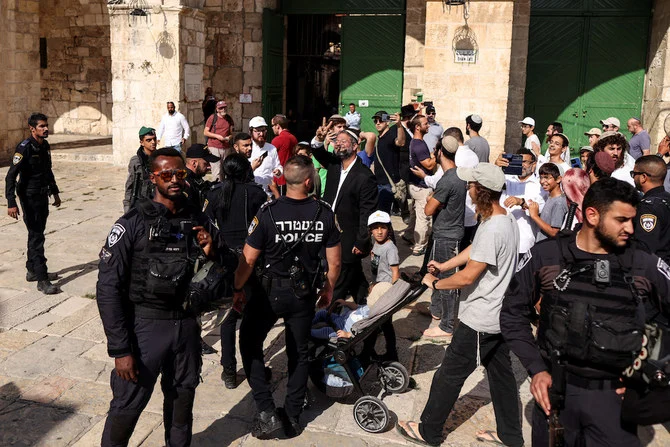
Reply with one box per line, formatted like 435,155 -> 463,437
422,327 -> 453,345
476,429 -> 506,446
396,421 -> 437,446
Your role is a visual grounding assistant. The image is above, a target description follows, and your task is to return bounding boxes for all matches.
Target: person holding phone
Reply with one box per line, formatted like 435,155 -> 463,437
311,114 -> 349,193
248,116 -> 283,196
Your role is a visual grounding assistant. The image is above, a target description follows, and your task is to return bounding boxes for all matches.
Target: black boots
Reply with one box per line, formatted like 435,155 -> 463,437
26,271 -> 58,282
250,409 -> 283,439
37,280 -> 60,295
221,366 -> 237,389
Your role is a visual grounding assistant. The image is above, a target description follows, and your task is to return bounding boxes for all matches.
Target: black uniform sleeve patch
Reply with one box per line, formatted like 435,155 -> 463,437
99,247 -> 113,263
657,258 -> 670,281
516,250 -> 532,273
12,153 -> 23,165
248,216 -> 259,235
640,214 -> 657,232
107,223 -> 126,247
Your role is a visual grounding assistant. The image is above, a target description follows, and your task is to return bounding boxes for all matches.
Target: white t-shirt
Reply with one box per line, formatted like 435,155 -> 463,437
459,213 -> 519,334
157,112 -> 190,146
524,134 -> 542,154
612,165 -> 635,186
501,174 -> 546,254
251,141 -> 283,193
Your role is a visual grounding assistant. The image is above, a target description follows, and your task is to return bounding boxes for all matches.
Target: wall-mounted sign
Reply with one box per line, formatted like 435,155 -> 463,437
358,100 -> 369,107
239,93 -> 252,104
455,49 -> 477,63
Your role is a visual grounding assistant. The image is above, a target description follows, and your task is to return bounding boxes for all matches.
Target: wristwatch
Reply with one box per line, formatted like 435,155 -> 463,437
233,286 -> 243,293
432,279 -> 440,290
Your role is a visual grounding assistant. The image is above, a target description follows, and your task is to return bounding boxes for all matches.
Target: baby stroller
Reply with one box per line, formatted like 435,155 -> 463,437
308,279 -> 427,433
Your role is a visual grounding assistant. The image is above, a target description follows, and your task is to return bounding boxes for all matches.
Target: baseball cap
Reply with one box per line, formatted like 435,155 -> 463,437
139,126 -> 155,137
425,105 -> 436,114
216,100 -> 227,109
599,130 -> 623,141
580,145 -> 594,153
469,114 -> 482,124
186,144 -> 220,162
372,110 -> 388,120
367,210 -> 391,227
441,135 -> 459,154
248,116 -> 268,128
519,117 -> 535,126
456,163 -> 506,192
600,117 -> 621,128
584,128 -> 602,137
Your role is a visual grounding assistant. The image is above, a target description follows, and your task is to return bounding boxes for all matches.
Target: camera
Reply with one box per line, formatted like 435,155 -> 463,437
148,217 -> 171,241
381,113 -> 390,122
593,259 -> 610,284
289,257 -> 311,299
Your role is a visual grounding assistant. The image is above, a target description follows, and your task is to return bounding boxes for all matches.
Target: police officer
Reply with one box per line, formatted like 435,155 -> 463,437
632,155 -> 670,263
233,155 -> 342,439
183,143 -> 220,210
5,113 -> 60,295
97,148 -> 227,447
501,178 -> 670,446
123,126 -> 156,213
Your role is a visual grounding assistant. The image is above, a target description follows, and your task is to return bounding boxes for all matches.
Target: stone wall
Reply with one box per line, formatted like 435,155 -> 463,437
0,0 -> 41,164
420,0 -> 518,161
40,0 -> 112,136
402,0 -> 426,105
504,0 -> 531,153
643,0 -> 670,151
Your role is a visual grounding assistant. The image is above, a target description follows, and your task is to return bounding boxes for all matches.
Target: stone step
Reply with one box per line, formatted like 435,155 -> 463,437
48,135 -> 112,150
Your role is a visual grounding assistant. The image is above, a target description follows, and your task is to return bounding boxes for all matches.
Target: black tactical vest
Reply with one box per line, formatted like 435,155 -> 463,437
538,231 -> 645,376
128,200 -> 196,312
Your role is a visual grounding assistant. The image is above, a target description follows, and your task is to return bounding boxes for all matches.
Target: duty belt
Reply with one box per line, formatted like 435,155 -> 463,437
133,304 -> 192,320
260,275 -> 293,292
565,373 -> 621,390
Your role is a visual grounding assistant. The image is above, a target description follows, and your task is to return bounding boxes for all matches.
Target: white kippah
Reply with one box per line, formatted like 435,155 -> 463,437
471,114 -> 482,124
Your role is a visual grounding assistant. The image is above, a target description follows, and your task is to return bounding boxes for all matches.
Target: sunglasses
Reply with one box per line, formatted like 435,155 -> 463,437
153,169 -> 188,181
630,170 -> 649,178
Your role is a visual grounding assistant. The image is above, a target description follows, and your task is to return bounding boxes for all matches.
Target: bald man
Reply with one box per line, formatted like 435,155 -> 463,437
627,118 -> 651,159
633,155 -> 670,263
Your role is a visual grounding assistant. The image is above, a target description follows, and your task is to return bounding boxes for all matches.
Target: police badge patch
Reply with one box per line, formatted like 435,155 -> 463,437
107,224 -> 126,247
12,153 -> 22,165
640,214 -> 657,232
658,258 -> 670,281
516,250 -> 532,273
248,216 -> 259,235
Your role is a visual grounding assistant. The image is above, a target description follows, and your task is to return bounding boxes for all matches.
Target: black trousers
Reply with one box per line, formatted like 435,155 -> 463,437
220,309 -> 241,369
333,260 -> 368,304
239,282 -> 315,419
19,193 -> 49,280
418,323 -> 524,447
102,316 -> 201,447
531,383 -> 640,447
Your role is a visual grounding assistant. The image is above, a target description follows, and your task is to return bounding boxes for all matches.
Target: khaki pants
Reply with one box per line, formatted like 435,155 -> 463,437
406,184 -> 432,253
209,147 -> 230,181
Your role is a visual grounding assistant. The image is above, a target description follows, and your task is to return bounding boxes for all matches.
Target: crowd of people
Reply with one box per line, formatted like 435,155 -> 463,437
5,103 -> 670,446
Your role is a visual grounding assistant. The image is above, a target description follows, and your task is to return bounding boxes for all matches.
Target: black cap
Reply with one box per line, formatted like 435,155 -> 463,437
426,105 -> 436,114
401,105 -> 416,118
372,110 -> 388,119
186,144 -> 220,162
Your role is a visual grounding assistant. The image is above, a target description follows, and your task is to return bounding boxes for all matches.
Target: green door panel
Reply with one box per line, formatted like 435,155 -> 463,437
262,8 -> 285,126
282,0 -> 405,15
339,15 -> 405,133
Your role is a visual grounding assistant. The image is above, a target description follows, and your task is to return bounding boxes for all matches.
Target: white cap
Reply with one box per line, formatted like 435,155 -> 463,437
248,116 -> 268,128
600,117 -> 621,128
470,114 -> 482,124
519,117 -> 535,126
367,210 -> 391,226
456,163 -> 506,192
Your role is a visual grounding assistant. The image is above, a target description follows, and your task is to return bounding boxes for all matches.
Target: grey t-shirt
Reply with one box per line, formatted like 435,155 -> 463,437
629,130 -> 651,160
371,240 -> 400,283
467,136 -> 491,163
536,194 -> 569,242
432,168 -> 466,240
458,213 -> 519,334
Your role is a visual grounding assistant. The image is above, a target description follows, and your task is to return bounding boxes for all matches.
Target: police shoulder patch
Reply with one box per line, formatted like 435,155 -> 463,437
657,258 -> 670,281
334,215 -> 342,233
12,153 -> 23,165
107,223 -> 126,247
202,199 -> 209,212
516,250 -> 532,273
99,247 -> 112,263
640,214 -> 657,232
248,216 -> 259,235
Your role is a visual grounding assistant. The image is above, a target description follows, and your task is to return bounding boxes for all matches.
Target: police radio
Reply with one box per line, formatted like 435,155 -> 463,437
289,256 -> 311,299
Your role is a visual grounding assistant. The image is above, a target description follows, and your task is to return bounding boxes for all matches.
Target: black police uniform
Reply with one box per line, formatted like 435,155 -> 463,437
203,180 -> 267,375
239,196 -> 340,422
501,232 -> 670,447
182,168 -> 213,210
4,136 -> 59,281
96,198 -> 226,447
635,185 -> 670,264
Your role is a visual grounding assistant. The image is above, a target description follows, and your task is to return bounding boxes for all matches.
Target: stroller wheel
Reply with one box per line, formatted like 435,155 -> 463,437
380,361 -> 410,394
353,395 -> 389,433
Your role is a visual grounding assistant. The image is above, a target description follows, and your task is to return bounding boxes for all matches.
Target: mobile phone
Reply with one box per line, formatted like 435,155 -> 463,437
570,157 -> 581,169
502,153 -> 523,176
260,151 -> 268,159
381,113 -> 390,122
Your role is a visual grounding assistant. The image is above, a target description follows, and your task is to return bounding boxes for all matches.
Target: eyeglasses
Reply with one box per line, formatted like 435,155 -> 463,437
630,170 -> 649,178
252,128 -> 268,133
153,169 -> 188,181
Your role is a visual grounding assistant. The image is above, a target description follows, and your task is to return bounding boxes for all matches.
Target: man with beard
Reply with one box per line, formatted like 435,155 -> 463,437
157,101 -> 190,152
248,116 -> 283,196
312,129 -> 378,304
632,155 -> 670,263
97,148 -> 226,446
182,144 -> 220,210
123,126 -> 157,213
423,104 -> 443,152
501,177 -> 670,447
594,131 -> 634,186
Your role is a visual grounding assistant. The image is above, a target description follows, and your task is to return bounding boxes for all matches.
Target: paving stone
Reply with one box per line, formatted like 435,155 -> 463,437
73,412 -> 162,447
41,301 -> 99,336
55,356 -> 109,382
0,336 -> 94,379
67,317 -> 106,343
14,312 -> 62,332
53,381 -> 113,416
81,342 -> 111,362
0,401 -> 92,447
0,329 -> 45,351
0,292 -> 71,330
0,290 -> 43,316
0,375 -> 35,400
21,375 -> 77,404
0,287 -> 24,304
49,296 -> 93,317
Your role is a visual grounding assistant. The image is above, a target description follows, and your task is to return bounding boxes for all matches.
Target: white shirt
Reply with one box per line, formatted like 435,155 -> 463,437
332,157 -> 357,211
344,111 -> 361,130
501,174 -> 547,254
612,165 -> 635,186
157,112 -> 190,146
455,145 -> 479,169
251,141 -> 283,193
537,158 -> 571,176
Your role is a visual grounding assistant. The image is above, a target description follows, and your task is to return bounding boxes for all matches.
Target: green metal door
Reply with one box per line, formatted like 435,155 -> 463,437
262,9 -> 285,124
339,15 -> 405,133
525,0 -> 650,152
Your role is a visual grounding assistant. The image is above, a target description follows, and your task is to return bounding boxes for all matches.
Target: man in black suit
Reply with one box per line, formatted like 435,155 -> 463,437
312,128 -> 378,303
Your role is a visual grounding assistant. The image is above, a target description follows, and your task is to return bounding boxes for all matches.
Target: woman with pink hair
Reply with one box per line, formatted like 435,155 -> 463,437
561,168 -> 590,229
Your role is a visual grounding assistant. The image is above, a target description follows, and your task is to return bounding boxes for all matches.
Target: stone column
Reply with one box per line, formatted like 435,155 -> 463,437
108,1 -> 205,165
643,0 -> 670,151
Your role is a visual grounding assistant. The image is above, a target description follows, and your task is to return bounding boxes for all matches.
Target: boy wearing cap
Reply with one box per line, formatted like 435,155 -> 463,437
368,210 -> 400,284
465,114 -> 490,162
520,116 -> 542,161
584,127 -> 602,147
580,145 -> 594,167
123,126 -> 157,213
600,116 -> 620,132
204,100 -> 233,180
397,163 -> 523,447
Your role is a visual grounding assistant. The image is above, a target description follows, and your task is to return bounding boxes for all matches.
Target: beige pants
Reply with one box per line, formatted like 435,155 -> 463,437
209,147 -> 230,181
406,184 -> 432,253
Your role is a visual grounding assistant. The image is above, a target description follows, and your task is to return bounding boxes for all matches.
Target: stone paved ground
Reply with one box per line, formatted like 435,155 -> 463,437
0,148 -> 669,446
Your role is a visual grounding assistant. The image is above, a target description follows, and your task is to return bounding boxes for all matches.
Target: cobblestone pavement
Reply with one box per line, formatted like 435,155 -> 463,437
0,150 -> 668,446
